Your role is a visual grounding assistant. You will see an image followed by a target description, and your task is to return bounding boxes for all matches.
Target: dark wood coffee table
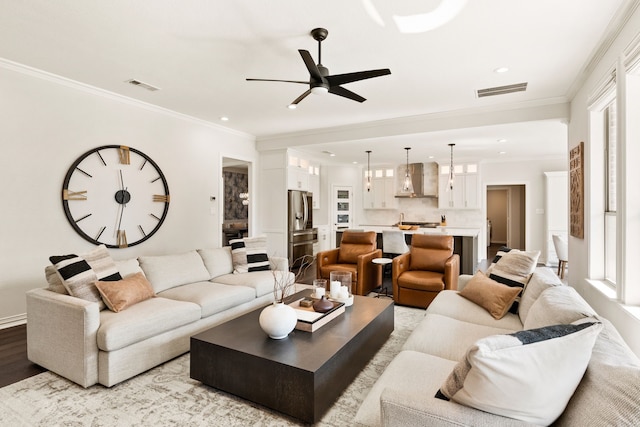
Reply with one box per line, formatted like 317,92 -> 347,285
190,289 -> 394,423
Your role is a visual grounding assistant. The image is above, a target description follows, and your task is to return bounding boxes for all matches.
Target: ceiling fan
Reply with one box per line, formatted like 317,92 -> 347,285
246,28 -> 391,107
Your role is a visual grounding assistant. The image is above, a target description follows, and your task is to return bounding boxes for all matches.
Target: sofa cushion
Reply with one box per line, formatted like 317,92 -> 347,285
197,247 -> 233,279
427,290 -> 523,331
353,350 -> 457,427
97,297 -> 201,351
95,272 -> 155,313
230,236 -> 270,273
518,267 -> 562,324
114,258 -> 144,278
402,313 -> 517,361
49,245 -> 122,309
138,250 -> 211,293
487,249 -> 540,314
212,270 -> 292,298
459,271 -> 521,320
556,318 -> 640,425
158,281 -> 255,318
437,320 -> 603,426
523,285 -> 596,330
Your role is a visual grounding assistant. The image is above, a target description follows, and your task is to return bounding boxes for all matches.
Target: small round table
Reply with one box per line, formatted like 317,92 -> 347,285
372,257 -> 393,298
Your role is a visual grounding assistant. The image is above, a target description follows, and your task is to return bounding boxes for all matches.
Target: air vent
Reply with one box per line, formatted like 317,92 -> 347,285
125,79 -> 160,91
476,82 -> 527,98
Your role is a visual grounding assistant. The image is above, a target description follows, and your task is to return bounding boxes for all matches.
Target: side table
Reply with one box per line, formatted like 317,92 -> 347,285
372,257 -> 393,298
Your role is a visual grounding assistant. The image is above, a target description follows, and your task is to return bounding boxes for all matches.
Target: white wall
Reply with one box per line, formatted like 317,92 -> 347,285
0,62 -> 257,325
567,6 -> 640,356
481,158 -> 566,260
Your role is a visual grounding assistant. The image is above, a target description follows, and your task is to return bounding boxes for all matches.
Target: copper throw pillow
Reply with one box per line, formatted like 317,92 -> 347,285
95,272 -> 155,312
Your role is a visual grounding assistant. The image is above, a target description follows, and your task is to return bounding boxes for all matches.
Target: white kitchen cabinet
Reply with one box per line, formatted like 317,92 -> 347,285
287,166 -> 309,191
438,163 -> 480,209
309,165 -> 320,209
363,168 -> 397,209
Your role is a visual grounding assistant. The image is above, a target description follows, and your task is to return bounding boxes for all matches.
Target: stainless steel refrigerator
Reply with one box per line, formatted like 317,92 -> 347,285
288,190 -> 318,268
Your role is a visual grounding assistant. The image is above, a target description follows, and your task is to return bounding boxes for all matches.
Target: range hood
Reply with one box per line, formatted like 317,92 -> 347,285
395,162 -> 438,198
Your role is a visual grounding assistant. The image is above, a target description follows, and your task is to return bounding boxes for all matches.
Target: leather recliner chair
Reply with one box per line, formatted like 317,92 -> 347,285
316,230 -> 382,296
392,234 -> 459,308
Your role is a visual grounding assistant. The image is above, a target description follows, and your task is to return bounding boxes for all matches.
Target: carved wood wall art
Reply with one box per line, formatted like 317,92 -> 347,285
570,141 -> 584,239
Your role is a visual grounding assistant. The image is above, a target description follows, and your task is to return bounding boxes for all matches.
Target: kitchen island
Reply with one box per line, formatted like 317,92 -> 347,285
336,226 -> 479,275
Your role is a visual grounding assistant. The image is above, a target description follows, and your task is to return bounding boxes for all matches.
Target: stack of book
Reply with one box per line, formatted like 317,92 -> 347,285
288,297 -> 345,332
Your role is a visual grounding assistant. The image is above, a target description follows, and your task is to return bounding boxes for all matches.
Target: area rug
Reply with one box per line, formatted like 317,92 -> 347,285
0,305 -> 424,426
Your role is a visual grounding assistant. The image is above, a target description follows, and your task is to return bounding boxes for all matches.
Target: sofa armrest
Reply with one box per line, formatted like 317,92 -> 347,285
456,274 -> 474,291
443,254 -> 460,290
380,388 -> 533,427
356,248 -> 383,295
26,288 -> 101,387
269,256 -> 289,272
392,252 -> 411,296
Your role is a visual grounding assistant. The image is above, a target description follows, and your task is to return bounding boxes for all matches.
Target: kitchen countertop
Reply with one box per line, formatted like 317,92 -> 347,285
354,225 -> 480,237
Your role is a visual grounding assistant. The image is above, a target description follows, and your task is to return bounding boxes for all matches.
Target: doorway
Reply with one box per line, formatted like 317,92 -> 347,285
222,157 -> 251,246
487,185 -> 526,257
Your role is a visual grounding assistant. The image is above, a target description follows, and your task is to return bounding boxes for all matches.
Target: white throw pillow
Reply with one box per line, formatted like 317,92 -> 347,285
436,319 -> 603,425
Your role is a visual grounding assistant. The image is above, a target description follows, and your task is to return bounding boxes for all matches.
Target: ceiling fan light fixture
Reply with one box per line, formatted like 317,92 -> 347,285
311,86 -> 329,95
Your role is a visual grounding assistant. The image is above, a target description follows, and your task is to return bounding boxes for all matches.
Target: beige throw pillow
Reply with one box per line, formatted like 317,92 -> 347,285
436,320 -> 603,425
459,271 -> 521,319
95,272 -> 155,312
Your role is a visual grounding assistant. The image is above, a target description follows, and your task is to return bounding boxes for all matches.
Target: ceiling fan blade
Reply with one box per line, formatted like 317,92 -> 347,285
326,69 -> 391,86
291,89 -> 312,105
329,85 -> 366,103
298,50 -> 324,82
246,78 -> 309,84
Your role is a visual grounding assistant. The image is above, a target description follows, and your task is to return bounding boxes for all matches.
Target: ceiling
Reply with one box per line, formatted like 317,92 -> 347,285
0,0 -> 631,165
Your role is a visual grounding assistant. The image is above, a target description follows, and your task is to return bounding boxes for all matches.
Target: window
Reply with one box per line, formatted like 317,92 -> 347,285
604,101 -> 617,285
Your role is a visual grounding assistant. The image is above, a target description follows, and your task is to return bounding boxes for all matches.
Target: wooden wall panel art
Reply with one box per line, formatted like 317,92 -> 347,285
570,141 -> 584,238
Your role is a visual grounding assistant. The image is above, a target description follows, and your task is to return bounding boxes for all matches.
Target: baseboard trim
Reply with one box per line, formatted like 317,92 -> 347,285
0,314 -> 27,329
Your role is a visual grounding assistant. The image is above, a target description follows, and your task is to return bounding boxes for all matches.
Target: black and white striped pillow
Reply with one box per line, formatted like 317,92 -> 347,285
50,245 -> 122,309
487,249 -> 539,314
229,236 -> 270,273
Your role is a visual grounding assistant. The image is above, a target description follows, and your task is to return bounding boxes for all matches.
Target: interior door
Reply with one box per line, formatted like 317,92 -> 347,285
331,185 -> 353,248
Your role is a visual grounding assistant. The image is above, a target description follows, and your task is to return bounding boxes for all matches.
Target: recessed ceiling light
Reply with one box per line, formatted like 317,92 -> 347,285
287,104 -> 297,110
428,155 -> 434,159
494,67 -> 509,73
322,150 -> 336,157
330,153 -> 336,157
220,116 -> 229,121
499,151 -> 507,155
352,161 -> 358,164
497,138 -> 507,143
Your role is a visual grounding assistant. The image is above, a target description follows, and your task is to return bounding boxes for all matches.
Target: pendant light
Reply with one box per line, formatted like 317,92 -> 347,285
402,147 -> 414,194
365,150 -> 372,192
447,143 -> 456,191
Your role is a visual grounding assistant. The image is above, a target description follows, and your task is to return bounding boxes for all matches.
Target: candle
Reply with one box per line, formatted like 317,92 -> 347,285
314,287 -> 325,299
339,286 -> 349,299
330,280 -> 341,298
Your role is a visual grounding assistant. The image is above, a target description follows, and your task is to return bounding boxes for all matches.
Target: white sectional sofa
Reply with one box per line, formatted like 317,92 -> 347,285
355,267 -> 640,426
26,247 -> 292,388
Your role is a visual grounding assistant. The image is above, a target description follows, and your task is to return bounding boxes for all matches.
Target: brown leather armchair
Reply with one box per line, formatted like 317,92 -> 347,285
392,234 -> 459,308
316,230 -> 382,296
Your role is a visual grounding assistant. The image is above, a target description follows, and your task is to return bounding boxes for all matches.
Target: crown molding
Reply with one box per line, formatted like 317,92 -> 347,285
0,57 -> 254,140
567,0 -> 640,100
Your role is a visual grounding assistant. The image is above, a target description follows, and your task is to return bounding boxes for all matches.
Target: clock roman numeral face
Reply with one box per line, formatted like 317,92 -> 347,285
62,145 -> 169,248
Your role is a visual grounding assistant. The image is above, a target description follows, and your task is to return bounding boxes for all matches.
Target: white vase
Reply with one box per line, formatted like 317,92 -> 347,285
259,302 -> 297,339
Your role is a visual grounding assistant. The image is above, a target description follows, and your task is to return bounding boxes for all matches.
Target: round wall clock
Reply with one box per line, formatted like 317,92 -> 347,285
62,145 -> 170,248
